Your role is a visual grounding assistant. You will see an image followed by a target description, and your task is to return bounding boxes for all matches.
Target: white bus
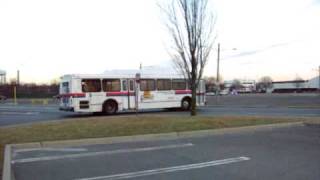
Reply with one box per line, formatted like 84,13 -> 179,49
59,73 -> 206,114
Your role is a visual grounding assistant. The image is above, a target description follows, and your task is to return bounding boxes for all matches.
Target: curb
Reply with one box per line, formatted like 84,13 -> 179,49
3,121 -> 303,180
2,145 -> 14,180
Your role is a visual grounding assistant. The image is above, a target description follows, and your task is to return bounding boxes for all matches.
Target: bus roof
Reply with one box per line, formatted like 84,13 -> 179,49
61,73 -> 186,80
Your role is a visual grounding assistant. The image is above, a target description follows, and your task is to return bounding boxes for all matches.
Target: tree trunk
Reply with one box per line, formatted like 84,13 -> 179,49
191,84 -> 197,116
190,58 -> 197,116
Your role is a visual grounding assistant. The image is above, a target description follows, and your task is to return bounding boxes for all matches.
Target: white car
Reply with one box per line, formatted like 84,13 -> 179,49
205,92 -> 216,96
219,90 -> 229,95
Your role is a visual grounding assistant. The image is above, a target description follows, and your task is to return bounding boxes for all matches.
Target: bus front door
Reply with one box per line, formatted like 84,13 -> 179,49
125,79 -> 135,110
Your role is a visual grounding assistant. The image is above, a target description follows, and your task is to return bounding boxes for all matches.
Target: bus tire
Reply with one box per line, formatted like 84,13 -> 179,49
181,97 -> 191,111
103,100 -> 118,115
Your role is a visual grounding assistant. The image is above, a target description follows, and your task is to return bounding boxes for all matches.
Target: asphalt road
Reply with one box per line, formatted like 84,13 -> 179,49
1,94 -> 319,127
12,124 -> 320,180
206,93 -> 320,107
1,104 -> 320,127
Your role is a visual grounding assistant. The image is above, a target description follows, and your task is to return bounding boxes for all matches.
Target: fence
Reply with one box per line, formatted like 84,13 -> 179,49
0,84 -> 59,98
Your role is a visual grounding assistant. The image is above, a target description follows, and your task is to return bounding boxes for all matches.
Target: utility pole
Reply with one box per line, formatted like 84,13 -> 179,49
14,70 -> 20,105
17,70 -> 20,85
318,65 -> 320,92
216,43 -> 220,101
13,85 -> 17,105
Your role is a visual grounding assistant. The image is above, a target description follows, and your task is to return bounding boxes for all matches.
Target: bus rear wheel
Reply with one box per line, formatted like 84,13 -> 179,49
181,98 -> 191,111
103,100 -> 117,115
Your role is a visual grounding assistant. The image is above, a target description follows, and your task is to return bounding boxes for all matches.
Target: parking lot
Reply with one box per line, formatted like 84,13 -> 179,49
206,93 -> 320,108
10,124 -> 320,180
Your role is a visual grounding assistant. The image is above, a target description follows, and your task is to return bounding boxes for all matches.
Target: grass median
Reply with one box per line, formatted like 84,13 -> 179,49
0,115 -> 315,177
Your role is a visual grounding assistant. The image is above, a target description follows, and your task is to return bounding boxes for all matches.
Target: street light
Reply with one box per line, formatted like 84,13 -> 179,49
318,65 -> 320,92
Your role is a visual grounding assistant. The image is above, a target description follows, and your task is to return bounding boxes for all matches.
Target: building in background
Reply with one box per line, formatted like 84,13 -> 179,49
308,76 -> 320,90
0,69 -> 6,84
267,76 -> 320,93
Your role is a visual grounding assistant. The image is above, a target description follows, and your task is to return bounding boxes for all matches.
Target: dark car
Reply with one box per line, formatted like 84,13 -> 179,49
0,95 -> 7,101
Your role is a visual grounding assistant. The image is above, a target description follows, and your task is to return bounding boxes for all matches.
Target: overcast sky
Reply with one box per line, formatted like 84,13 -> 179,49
0,0 -> 319,83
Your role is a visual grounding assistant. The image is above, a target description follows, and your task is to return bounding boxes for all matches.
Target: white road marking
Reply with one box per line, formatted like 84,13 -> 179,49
0,105 -> 57,109
0,106 -> 58,113
11,143 -> 194,164
75,156 -> 250,180
0,111 -> 39,115
14,147 -> 88,153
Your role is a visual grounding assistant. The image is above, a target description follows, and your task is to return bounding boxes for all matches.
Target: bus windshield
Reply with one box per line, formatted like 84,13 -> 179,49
60,82 -> 70,94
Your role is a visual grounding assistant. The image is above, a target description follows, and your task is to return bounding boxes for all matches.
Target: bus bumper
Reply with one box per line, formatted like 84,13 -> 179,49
59,107 -> 74,112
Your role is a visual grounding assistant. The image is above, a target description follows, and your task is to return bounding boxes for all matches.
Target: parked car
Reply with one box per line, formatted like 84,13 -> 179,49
53,95 -> 60,99
0,95 -> 7,101
205,92 -> 216,96
219,89 -> 229,95
230,89 -> 238,95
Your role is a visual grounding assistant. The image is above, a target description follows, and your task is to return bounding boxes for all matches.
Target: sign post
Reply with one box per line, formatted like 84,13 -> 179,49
135,73 -> 141,115
13,85 -> 17,105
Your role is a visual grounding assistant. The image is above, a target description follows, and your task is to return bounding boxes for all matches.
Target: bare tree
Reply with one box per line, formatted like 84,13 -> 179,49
160,0 -> 216,115
257,76 -> 273,92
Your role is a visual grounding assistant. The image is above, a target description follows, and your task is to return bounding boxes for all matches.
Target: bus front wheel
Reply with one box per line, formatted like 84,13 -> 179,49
103,100 -> 118,115
181,98 -> 191,111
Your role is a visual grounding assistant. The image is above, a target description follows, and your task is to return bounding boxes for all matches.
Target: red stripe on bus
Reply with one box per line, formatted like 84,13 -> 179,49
175,90 -> 192,94
59,93 -> 86,98
174,90 -> 204,95
106,92 -> 135,96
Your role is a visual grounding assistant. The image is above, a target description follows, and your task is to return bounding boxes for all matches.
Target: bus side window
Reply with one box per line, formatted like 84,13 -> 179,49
81,79 -> 101,92
172,79 -> 186,90
102,79 -> 121,92
140,79 -> 155,91
157,79 -> 171,91
129,80 -> 134,91
122,80 -> 127,91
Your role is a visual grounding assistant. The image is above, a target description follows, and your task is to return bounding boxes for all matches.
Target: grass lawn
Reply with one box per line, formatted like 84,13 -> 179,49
0,115 -> 315,177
